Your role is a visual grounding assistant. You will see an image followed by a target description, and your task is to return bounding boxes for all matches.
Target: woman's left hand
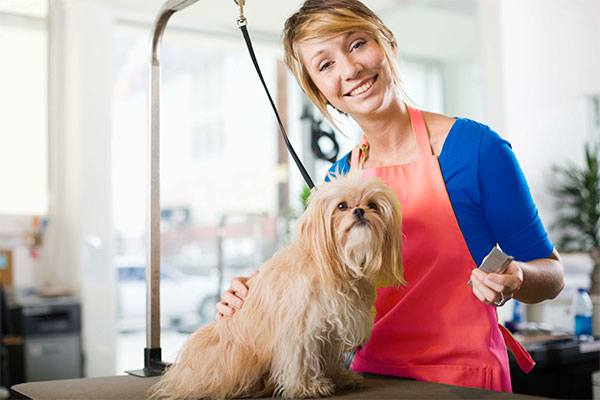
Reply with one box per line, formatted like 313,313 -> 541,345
470,261 -> 523,307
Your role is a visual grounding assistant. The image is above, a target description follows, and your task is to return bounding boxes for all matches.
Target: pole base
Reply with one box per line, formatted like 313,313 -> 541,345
125,367 -> 164,377
125,347 -> 171,378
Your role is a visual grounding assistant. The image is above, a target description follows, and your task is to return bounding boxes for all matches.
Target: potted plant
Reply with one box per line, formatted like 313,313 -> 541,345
551,142 -> 599,295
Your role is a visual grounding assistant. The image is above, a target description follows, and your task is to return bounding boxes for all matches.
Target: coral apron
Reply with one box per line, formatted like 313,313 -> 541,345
349,106 -> 534,392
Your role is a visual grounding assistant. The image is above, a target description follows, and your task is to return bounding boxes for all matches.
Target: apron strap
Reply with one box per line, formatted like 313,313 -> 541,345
498,323 -> 536,373
406,105 -> 433,158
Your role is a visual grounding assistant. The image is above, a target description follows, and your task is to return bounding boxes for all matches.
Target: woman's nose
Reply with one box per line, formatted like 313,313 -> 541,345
341,56 -> 362,80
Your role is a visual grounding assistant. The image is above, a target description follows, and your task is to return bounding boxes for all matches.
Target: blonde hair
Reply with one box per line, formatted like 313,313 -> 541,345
283,0 -> 403,128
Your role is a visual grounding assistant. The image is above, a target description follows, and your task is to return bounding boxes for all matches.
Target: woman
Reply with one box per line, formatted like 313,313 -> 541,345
217,0 -> 564,392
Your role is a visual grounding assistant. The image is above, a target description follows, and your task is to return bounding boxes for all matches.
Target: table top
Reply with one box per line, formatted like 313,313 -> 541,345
11,373 -> 546,399
512,334 -> 600,368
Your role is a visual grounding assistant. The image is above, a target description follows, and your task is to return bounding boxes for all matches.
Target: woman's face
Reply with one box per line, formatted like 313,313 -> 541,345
299,31 -> 397,119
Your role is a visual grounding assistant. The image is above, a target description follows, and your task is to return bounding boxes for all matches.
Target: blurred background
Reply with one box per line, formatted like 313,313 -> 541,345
0,0 -> 598,398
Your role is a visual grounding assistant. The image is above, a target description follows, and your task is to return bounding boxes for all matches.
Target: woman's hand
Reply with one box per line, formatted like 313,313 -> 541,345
215,270 -> 259,320
470,262 -> 523,307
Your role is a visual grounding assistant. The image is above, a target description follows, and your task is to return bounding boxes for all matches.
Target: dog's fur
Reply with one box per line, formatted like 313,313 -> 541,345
148,172 -> 404,399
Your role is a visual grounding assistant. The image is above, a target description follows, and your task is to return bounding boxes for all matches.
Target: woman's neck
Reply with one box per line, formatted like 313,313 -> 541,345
353,98 -> 416,167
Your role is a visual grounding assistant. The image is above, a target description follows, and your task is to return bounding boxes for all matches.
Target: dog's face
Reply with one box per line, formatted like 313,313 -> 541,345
297,172 -> 404,288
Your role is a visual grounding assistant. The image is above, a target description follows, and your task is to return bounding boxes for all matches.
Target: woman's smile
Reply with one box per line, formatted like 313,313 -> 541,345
345,75 -> 378,97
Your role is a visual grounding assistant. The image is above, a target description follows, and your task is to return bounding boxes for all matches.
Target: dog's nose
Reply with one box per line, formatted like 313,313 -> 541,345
353,208 -> 365,218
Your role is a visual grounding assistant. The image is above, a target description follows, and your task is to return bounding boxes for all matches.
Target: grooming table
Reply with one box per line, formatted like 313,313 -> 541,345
11,373 -> 546,399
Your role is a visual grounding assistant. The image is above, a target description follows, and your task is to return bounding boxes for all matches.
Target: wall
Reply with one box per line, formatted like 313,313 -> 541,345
382,4 -> 483,120
480,0 -> 600,331
481,0 -> 600,241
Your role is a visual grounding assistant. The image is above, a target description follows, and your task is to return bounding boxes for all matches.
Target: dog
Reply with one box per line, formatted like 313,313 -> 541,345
148,172 -> 404,399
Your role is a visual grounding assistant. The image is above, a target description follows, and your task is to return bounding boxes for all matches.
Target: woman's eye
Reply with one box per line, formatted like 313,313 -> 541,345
351,40 -> 366,51
337,202 -> 348,211
320,61 -> 332,71
367,202 -> 378,210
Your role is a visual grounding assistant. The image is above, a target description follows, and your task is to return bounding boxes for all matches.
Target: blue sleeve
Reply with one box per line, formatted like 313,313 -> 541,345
478,129 -> 554,261
324,151 -> 351,182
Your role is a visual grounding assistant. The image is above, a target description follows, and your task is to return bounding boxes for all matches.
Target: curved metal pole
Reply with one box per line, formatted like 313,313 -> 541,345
131,0 -> 267,377
148,0 -> 202,361
128,0 -> 200,377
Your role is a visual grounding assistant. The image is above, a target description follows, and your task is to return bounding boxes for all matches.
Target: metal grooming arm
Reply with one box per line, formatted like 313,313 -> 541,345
126,0 -> 281,378
126,0 -> 200,377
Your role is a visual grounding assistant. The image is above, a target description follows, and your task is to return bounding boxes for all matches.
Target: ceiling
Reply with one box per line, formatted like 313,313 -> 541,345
98,0 -> 477,38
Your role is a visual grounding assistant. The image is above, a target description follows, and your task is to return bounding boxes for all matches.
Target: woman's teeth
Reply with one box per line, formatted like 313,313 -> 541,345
349,79 -> 373,96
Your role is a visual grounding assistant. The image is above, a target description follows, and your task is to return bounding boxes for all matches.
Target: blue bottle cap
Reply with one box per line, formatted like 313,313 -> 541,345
577,288 -> 585,293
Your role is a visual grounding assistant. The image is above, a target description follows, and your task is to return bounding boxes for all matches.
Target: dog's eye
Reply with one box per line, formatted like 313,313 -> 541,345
337,202 -> 348,211
368,202 -> 378,210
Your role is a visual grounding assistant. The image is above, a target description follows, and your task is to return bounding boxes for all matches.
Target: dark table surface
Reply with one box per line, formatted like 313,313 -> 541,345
509,333 -> 599,399
11,373 -> 546,400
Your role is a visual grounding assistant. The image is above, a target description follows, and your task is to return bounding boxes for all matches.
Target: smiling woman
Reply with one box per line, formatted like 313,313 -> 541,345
218,0 -> 568,394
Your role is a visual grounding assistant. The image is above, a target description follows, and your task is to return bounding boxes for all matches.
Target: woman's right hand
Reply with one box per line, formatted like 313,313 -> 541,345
215,270 -> 259,320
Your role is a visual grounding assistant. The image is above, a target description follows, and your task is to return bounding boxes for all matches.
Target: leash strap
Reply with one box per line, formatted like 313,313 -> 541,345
237,22 -> 315,190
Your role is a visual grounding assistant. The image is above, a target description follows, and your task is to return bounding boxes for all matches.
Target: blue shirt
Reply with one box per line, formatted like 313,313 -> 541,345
326,117 -> 554,266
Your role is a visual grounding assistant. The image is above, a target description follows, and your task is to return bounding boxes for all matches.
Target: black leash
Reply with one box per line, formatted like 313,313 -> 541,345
235,3 -> 315,190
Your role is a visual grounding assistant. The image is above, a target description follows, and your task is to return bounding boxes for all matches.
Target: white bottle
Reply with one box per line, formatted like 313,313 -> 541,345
572,288 -> 593,340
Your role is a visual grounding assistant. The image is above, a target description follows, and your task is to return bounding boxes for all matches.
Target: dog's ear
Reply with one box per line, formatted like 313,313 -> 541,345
377,190 -> 405,289
296,190 -> 343,285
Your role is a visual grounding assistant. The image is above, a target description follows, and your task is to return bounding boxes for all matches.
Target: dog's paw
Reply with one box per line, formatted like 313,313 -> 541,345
333,369 -> 365,391
305,377 -> 336,398
282,377 -> 335,398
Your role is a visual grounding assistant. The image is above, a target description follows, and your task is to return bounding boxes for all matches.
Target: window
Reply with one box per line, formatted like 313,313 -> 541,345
112,21 -> 281,371
399,57 -> 444,113
0,2 -> 48,215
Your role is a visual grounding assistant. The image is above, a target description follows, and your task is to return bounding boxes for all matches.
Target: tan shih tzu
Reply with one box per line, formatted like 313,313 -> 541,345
148,172 -> 404,399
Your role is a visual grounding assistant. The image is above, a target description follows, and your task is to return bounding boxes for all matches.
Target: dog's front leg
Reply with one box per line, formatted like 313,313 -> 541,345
270,323 -> 336,398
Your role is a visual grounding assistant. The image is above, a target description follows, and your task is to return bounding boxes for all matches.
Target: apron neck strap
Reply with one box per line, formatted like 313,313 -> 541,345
407,105 -> 433,158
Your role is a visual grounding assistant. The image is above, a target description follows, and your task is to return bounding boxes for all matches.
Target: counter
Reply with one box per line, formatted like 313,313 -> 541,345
11,373 -> 545,399
510,333 -> 599,399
